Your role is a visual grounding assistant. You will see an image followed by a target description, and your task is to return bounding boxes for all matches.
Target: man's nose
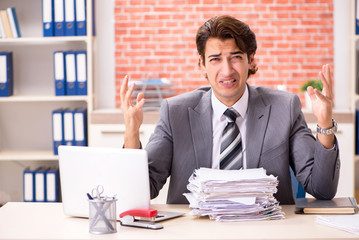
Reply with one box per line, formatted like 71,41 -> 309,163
222,59 -> 234,76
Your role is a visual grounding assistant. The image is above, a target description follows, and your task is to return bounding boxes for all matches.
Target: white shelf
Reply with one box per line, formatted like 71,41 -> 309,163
0,95 -> 89,102
0,36 -> 91,44
0,151 -> 58,161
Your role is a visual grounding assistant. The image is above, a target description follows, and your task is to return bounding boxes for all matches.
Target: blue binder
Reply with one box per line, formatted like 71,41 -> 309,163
23,168 -> 35,202
46,168 -> 60,202
75,0 -> 86,36
357,0 -> 359,35
64,0 -> 76,36
76,51 -> 87,95
54,51 -> 66,96
65,51 -> 77,95
0,52 -> 13,97
52,109 -> 64,155
42,0 -> 54,36
63,109 -> 75,146
73,108 -> 87,146
34,167 -> 47,202
54,0 -> 65,36
7,7 -> 21,38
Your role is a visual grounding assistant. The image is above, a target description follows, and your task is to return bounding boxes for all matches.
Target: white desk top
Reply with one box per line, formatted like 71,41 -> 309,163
0,202 -> 357,240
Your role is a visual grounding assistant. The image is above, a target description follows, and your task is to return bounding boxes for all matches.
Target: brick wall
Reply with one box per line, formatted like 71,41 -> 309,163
114,0 -> 334,108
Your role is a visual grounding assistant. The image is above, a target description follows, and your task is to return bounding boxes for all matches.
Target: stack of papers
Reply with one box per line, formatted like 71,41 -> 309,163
316,215 -> 359,235
183,168 -> 284,222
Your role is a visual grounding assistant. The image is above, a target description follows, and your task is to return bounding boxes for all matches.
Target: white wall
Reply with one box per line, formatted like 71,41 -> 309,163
95,0 -> 115,109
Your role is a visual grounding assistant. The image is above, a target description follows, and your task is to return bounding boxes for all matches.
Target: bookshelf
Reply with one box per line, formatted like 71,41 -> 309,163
0,0 -> 94,161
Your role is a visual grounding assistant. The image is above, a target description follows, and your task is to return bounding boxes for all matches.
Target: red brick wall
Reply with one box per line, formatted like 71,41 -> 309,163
114,0 -> 334,108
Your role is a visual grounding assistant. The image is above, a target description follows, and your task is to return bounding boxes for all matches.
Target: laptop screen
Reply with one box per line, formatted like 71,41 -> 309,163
58,146 -> 150,219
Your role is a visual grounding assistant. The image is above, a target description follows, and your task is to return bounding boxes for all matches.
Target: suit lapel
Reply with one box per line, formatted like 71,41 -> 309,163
188,90 -> 213,169
246,86 -> 271,168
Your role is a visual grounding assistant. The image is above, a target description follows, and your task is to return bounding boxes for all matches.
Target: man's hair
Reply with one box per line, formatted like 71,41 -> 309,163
196,15 -> 258,77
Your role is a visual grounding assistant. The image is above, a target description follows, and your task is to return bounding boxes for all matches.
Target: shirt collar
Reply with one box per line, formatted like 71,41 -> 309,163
211,85 -> 249,120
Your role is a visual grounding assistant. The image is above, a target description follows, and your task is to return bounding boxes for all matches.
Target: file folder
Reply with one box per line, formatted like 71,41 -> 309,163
73,108 -> 87,146
65,0 -> 76,36
0,10 -> 13,38
46,168 -> 60,202
0,15 -> 6,38
63,109 -> 75,146
52,109 -> 64,155
35,167 -> 47,202
23,168 -> 35,202
7,8 -> 21,38
76,51 -> 87,95
54,0 -> 65,36
65,51 -> 77,95
42,0 -> 54,36
0,52 -> 13,97
54,51 -> 66,96
75,0 -> 86,36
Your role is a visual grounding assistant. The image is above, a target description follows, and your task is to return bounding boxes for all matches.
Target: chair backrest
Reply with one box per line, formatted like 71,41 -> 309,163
290,167 -> 306,199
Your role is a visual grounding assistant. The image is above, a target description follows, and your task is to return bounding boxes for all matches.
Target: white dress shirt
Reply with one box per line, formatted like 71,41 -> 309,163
211,85 -> 248,169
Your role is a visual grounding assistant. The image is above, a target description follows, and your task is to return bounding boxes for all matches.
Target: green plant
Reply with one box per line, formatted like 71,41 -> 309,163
300,79 -> 323,92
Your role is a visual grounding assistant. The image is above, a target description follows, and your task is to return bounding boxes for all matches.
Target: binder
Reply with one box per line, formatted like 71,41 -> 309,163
46,168 -> 60,202
63,109 -> 75,146
65,51 -> 77,95
76,51 -> 87,95
357,0 -> 359,35
64,0 -> 76,36
0,52 -> 13,97
23,168 -> 35,202
6,8 -> 21,38
42,0 -> 54,36
73,108 -> 87,146
75,0 -> 86,36
0,10 -> 13,38
52,109 -> 64,155
54,51 -> 66,96
54,0 -> 65,36
34,167 -> 47,202
0,14 -> 5,38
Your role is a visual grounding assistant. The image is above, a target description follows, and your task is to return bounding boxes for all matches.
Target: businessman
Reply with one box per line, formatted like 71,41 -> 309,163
120,15 -> 340,204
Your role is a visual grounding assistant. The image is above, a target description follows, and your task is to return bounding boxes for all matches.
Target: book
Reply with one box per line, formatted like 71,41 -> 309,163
295,197 -> 359,214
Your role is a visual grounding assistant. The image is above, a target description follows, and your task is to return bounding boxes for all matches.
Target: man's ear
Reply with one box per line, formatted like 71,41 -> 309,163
248,53 -> 255,68
199,56 -> 208,79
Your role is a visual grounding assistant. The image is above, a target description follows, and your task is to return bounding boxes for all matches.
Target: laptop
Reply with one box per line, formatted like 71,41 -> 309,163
58,146 -> 183,221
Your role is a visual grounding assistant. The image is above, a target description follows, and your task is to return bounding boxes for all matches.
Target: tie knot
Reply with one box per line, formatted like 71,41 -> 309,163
224,108 -> 239,122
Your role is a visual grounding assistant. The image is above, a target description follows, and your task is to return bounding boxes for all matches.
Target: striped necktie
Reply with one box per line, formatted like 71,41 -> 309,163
220,108 -> 243,170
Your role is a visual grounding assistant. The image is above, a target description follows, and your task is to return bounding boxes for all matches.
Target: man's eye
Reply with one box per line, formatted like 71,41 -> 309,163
233,55 -> 243,60
209,58 -> 220,62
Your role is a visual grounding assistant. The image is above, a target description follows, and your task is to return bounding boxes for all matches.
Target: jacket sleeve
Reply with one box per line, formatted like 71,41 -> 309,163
290,95 -> 340,200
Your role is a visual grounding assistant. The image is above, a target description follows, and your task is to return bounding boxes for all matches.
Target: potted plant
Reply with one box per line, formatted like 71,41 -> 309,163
300,79 -> 323,110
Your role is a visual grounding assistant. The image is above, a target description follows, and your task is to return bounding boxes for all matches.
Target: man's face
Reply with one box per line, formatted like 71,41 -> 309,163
200,37 -> 254,107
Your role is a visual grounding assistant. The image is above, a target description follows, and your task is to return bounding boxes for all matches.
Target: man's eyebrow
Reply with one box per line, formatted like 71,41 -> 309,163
230,51 -> 244,55
208,53 -> 221,58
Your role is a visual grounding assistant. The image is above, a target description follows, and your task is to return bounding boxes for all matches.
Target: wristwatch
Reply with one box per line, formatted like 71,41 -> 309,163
316,119 -> 338,135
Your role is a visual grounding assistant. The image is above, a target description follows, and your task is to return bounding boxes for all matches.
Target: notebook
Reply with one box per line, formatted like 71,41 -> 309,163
58,146 -> 183,221
295,197 -> 359,214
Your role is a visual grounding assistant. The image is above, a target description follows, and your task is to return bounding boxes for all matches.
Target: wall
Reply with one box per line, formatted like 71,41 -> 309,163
113,0 -> 334,108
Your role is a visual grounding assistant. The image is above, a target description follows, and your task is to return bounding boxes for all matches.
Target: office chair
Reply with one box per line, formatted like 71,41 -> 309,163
290,167 -> 306,199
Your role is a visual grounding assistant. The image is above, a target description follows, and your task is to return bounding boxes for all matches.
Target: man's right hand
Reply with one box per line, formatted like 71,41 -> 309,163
120,75 -> 145,148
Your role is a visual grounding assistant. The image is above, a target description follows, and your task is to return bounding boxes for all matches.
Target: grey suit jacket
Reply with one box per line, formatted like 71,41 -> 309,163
145,85 -> 340,204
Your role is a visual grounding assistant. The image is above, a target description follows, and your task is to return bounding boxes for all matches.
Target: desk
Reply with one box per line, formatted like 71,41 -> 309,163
0,202 -> 357,240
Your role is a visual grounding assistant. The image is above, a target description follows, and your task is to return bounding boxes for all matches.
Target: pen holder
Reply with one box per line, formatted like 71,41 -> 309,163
88,198 -> 117,234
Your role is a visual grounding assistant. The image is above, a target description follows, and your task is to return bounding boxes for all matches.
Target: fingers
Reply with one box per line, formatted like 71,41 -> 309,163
136,92 -> 146,109
120,75 -> 136,110
319,64 -> 333,99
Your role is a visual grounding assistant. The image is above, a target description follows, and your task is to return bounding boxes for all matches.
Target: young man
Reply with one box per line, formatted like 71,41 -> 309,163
120,15 -> 339,204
